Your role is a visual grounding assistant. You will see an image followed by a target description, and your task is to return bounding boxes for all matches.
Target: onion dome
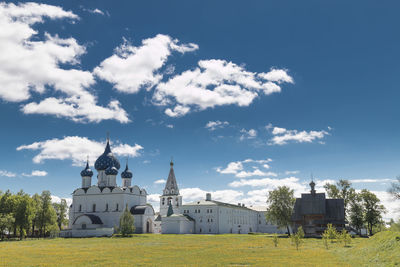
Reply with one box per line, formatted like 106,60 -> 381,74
105,165 -> 118,175
94,139 -> 120,171
121,163 -> 133,179
80,160 -> 93,177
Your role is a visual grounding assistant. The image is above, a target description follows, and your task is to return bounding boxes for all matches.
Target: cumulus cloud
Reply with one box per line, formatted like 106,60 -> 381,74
153,59 -> 293,117
17,136 -> 143,166
205,120 -> 229,131
94,34 -> 198,94
267,124 -> 330,145
164,105 -> 190,117
0,2 -> 129,123
166,124 -> 174,129
22,170 -> 48,177
181,188 -> 244,204
350,178 -> 396,183
216,158 -> 274,178
229,177 -> 302,188
285,170 -> 300,175
239,128 -> 257,140
154,179 -> 166,184
0,170 -> 17,177
51,195 -> 72,207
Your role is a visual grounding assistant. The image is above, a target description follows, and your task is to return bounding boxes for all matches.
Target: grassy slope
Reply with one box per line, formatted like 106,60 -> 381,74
0,232 -> 398,266
333,231 -> 400,267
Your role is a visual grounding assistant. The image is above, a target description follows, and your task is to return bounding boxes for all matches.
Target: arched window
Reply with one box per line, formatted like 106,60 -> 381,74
162,198 -> 165,205
116,203 -> 119,211
92,204 -> 96,212
199,228 -> 202,233
105,204 -> 108,212
79,205 -> 82,212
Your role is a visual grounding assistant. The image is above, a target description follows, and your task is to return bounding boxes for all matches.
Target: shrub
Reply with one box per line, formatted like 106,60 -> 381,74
322,233 -> 329,249
272,234 -> 278,247
119,206 -> 135,237
339,229 -> 352,247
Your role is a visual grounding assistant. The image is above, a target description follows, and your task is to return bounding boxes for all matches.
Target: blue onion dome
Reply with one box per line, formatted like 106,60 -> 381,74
94,139 -> 120,171
121,163 -> 133,179
105,165 -> 118,175
80,160 -> 93,177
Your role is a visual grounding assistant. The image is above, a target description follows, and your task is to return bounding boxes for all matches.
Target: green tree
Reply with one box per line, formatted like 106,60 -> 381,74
266,186 -> 295,236
360,189 -> 386,236
324,180 -> 356,218
53,199 -> 68,230
349,193 -> 365,235
31,193 -> 42,237
15,193 -> 34,240
388,176 -> 400,200
272,234 -> 278,247
324,223 -> 338,243
119,205 -> 135,236
339,229 -> 352,247
322,232 -> 329,249
38,191 -> 57,237
0,213 -> 14,240
291,228 -> 303,250
297,226 -> 305,239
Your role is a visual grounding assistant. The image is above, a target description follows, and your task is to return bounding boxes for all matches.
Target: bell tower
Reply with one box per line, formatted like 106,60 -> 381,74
160,160 -> 182,216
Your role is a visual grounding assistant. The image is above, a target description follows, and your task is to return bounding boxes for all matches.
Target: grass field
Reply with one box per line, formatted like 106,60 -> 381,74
0,231 -> 399,266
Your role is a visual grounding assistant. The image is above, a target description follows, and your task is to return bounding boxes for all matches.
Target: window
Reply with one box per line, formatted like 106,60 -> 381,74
210,209 -> 212,213
162,198 -> 165,205
207,209 -> 209,213
79,205 -> 82,212
82,223 -> 86,229
199,228 -> 202,233
209,228 -> 211,232
116,203 -> 119,211
92,204 -> 96,212
105,204 -> 108,212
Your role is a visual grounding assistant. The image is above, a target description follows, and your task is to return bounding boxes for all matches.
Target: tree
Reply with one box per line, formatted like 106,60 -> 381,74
15,194 -> 34,239
297,226 -> 305,239
119,205 -> 135,236
388,176 -> 400,200
0,214 -> 14,240
53,199 -> 68,230
272,234 -> 279,247
291,228 -> 304,250
31,193 -> 42,237
339,229 -> 352,247
349,193 -> 364,235
38,191 -> 57,237
360,189 -> 386,236
324,223 -> 338,243
324,180 -> 356,218
266,186 -> 295,236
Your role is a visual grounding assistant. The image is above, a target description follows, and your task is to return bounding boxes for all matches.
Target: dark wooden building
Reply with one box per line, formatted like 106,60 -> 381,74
291,181 -> 346,236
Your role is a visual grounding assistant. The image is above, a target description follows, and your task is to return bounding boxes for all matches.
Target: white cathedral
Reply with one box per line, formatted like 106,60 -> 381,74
62,138 -> 283,237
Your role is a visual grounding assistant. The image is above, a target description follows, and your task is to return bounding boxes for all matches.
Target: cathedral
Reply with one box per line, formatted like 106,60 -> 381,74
61,137 -> 283,237
62,138 -> 155,237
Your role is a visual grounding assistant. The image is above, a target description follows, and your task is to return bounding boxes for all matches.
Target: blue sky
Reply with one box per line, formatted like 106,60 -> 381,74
0,1 -> 399,219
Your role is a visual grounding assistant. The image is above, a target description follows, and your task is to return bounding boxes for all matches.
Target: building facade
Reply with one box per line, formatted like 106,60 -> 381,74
291,181 -> 346,237
157,162 -> 284,235
62,138 -> 155,237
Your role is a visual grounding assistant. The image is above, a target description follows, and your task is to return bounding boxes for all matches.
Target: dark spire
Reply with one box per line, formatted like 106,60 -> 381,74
310,174 -> 316,196
167,203 -> 174,217
163,160 -> 179,195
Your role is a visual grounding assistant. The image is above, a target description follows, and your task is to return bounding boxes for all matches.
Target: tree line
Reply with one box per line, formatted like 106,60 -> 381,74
0,190 -> 68,240
266,179 -> 394,236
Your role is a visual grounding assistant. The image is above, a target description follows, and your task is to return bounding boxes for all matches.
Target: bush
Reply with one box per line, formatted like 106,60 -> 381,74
119,206 -> 135,237
339,229 -> 352,247
272,234 -> 278,247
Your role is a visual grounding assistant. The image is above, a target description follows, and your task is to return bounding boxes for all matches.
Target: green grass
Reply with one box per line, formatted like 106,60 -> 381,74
0,231 -> 399,266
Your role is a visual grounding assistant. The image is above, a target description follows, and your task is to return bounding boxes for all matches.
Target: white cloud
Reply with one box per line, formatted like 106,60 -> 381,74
258,68 -> 294,84
153,59 -> 293,117
0,170 -> 17,177
350,178 -> 396,183
267,124 -> 330,145
94,34 -> 198,94
22,170 -> 48,177
164,105 -> 190,117
239,128 -> 257,140
88,8 -> 104,15
285,170 -> 300,175
216,158 -> 274,178
166,124 -> 174,129
205,120 -> 229,131
372,191 -> 400,221
154,179 -> 166,184
17,136 -> 143,166
229,177 -> 301,188
0,2 -> 129,123
181,188 -> 244,204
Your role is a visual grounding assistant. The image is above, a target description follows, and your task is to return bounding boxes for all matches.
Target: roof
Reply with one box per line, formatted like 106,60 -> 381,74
130,205 -> 148,215
291,192 -> 345,222
154,214 -> 162,221
183,199 -> 253,211
94,139 -> 121,171
248,206 -> 267,212
163,161 -> 179,195
73,214 -> 103,225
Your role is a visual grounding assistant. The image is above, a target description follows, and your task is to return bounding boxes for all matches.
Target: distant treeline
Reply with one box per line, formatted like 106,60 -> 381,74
0,190 -> 68,240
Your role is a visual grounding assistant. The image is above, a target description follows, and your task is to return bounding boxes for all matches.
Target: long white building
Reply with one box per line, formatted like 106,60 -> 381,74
157,162 -> 284,234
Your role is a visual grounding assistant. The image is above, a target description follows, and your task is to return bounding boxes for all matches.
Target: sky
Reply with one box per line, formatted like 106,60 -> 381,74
0,0 -> 399,220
